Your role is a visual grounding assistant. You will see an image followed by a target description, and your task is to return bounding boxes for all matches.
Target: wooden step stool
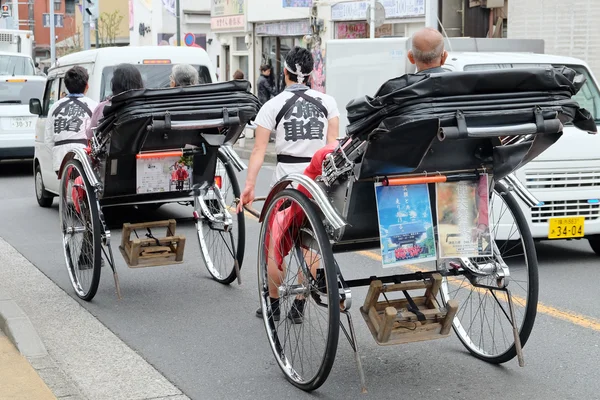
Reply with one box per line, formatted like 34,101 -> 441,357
360,273 -> 459,346
119,219 -> 186,268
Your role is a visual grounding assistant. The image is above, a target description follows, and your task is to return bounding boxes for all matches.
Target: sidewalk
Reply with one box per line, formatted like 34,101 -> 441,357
232,134 -> 277,164
0,237 -> 189,400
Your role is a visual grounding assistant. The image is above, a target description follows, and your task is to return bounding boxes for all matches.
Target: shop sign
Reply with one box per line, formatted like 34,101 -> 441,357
211,0 -> 245,17
332,0 -> 424,21
211,15 -> 246,30
283,0 -> 312,6
255,20 -> 311,36
336,22 -> 393,39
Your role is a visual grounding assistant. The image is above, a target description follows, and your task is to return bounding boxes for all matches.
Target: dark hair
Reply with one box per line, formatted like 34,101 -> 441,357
284,47 -> 314,83
64,66 -> 89,94
233,69 -> 244,80
260,64 -> 271,72
111,63 -> 144,96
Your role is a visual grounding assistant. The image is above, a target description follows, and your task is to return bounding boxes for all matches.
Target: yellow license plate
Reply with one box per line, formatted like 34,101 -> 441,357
548,217 -> 585,239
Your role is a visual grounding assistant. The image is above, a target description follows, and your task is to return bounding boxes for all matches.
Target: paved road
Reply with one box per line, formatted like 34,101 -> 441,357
0,159 -> 599,400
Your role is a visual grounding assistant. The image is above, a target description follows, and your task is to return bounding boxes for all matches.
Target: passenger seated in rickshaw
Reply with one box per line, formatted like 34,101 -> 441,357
169,64 -> 199,87
85,64 -> 145,138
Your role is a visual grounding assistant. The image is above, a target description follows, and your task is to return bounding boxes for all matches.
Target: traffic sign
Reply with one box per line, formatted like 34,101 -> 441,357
85,0 -> 99,20
184,33 -> 195,46
43,13 -> 64,28
1,5 -> 10,18
366,1 -> 386,28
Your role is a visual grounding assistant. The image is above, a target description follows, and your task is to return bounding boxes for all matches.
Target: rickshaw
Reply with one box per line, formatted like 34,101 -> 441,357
253,67 -> 596,391
57,80 -> 260,301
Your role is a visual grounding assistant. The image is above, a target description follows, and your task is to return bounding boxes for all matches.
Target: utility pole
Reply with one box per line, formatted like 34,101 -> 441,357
175,0 -> 181,46
369,0 -> 375,38
95,19 -> 99,48
425,0 -> 438,29
49,0 -> 55,64
83,2 -> 90,50
11,0 -> 19,30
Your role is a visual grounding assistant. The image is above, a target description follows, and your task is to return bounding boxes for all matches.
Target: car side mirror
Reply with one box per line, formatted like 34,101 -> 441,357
29,98 -> 42,116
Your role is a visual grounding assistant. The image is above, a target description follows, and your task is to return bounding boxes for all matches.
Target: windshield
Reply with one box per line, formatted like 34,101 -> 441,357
0,80 -> 45,104
100,64 -> 212,101
0,55 -> 35,76
464,63 -> 600,123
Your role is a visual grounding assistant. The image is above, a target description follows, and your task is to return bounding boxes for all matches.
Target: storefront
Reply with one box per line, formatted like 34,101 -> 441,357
255,20 -> 311,92
210,0 -> 253,83
331,0 -> 426,38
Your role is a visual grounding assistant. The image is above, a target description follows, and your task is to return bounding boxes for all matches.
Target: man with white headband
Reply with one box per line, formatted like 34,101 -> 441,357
237,46 -> 340,322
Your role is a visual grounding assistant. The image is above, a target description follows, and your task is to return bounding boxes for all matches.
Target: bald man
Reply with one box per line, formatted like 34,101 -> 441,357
407,27 -> 448,74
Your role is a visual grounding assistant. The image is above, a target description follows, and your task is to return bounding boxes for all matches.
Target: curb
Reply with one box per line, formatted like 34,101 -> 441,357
0,298 -> 47,358
0,296 -> 86,399
0,236 -> 190,400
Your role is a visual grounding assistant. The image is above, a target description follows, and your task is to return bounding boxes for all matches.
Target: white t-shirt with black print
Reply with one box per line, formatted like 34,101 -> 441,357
254,86 -> 340,186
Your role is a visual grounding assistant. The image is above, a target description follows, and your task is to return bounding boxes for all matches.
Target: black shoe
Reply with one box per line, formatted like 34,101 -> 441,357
256,304 -> 281,322
287,299 -> 305,324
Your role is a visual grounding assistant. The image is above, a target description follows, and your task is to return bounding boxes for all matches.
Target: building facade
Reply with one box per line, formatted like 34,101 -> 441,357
1,0 -> 78,62
508,0 -> 600,75
129,0 -> 220,75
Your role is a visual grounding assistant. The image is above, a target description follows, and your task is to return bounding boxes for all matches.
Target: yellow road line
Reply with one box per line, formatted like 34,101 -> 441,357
357,250 -> 600,332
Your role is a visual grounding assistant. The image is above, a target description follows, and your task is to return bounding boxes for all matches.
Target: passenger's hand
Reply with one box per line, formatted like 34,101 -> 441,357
237,184 -> 255,213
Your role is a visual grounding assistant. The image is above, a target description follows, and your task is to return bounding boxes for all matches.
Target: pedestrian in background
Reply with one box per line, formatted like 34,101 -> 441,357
257,64 -> 277,105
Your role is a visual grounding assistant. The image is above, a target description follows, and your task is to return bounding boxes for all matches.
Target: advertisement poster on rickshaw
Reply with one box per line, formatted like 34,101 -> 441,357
136,155 -> 193,194
436,174 -> 492,258
374,182 -> 437,268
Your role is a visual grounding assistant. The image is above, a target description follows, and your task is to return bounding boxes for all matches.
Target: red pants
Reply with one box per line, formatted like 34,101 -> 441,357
266,143 -> 338,269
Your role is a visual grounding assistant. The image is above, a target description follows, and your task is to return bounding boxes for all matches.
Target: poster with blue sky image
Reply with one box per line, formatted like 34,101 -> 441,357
374,182 -> 437,268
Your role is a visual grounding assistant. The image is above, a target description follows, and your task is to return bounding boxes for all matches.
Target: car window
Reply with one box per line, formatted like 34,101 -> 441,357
43,78 -> 61,116
0,79 -> 45,105
99,64 -> 212,101
464,62 -> 600,123
0,55 -> 35,76
562,65 -> 600,122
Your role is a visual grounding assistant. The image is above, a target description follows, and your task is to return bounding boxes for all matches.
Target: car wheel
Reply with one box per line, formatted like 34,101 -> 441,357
35,164 -> 54,208
589,236 -> 600,256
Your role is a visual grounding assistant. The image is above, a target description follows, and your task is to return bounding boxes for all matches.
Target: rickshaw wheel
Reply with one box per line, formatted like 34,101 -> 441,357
258,189 -> 339,391
440,181 -> 539,363
196,152 -> 245,284
59,159 -> 102,301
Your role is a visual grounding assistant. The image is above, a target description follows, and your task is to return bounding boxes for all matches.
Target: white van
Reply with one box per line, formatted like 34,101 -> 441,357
31,46 -> 218,208
0,51 -> 45,160
442,52 -> 600,255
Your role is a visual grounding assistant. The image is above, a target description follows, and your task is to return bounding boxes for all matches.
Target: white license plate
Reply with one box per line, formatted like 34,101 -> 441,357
11,117 -> 34,130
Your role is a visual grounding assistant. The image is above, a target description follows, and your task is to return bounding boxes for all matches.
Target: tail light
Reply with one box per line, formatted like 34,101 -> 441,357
214,176 -> 222,189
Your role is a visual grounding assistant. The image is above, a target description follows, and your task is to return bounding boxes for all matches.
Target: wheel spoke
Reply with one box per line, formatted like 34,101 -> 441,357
439,183 -> 538,363
258,189 -> 339,391
196,156 -> 244,284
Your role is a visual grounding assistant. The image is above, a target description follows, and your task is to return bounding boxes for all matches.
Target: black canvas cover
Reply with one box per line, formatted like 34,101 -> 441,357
342,67 -> 596,180
92,81 -> 260,199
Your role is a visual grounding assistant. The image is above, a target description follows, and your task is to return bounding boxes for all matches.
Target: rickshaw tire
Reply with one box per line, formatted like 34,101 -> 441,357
60,159 -> 102,302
